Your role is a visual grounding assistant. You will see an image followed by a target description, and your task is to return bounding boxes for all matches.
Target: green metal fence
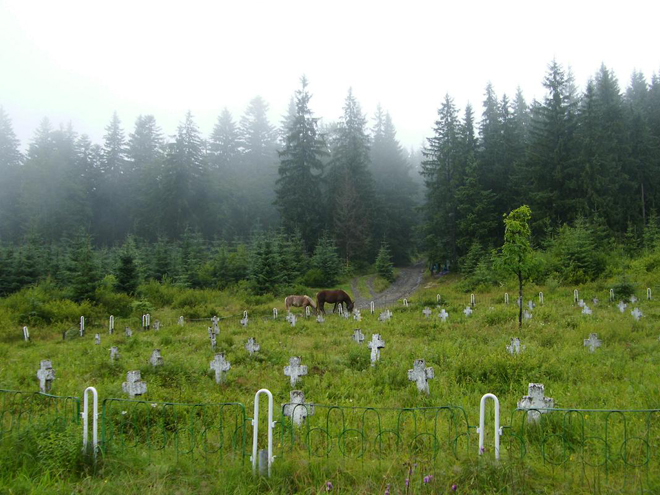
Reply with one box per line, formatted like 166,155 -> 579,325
0,389 -> 80,439
279,403 -> 471,461
101,398 -> 248,464
502,407 -> 660,493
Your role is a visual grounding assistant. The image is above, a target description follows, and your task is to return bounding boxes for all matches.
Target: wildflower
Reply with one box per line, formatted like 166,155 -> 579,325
121,410 -> 127,415
480,446 -> 485,454
405,478 -> 410,487
151,403 -> 158,408
452,483 -> 457,491
384,484 -> 390,495
423,475 -> 433,484
325,481 -> 333,492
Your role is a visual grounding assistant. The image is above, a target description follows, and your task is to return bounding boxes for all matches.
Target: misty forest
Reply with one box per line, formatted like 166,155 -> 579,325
1,61 -> 660,299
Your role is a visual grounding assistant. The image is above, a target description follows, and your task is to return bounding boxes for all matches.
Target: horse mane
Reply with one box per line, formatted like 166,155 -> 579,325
305,295 -> 316,308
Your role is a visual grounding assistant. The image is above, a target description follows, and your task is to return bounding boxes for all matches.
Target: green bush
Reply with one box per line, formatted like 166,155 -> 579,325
302,268 -> 325,288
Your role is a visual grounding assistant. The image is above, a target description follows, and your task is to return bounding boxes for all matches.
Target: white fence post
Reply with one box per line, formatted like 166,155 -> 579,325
573,289 -> 579,304
539,292 -> 544,304
470,294 -> 476,307
370,301 -> 375,314
273,308 -> 278,319
609,289 -> 614,302
79,316 -> 85,336
252,388 -> 275,477
647,288 -> 652,301
109,315 -> 114,334
478,393 -> 501,460
504,293 -> 509,305
82,386 -> 99,460
436,294 -> 441,304
22,326 -> 29,341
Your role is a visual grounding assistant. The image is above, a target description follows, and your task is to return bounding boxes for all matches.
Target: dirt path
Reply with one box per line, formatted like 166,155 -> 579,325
350,262 -> 425,310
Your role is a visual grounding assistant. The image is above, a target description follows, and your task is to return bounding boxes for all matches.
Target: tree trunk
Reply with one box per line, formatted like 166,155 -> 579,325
518,271 -> 523,328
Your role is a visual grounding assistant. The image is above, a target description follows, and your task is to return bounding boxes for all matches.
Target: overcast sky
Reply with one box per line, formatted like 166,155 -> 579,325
1,0 -> 659,151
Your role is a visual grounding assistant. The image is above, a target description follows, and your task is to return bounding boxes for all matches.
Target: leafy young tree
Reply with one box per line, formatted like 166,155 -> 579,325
494,205 -> 538,327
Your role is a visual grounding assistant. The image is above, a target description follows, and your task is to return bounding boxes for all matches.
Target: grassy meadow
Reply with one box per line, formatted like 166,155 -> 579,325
1,272 -> 660,494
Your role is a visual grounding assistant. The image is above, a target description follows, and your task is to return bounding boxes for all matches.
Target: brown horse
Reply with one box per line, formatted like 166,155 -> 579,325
316,289 -> 354,315
284,295 -> 316,314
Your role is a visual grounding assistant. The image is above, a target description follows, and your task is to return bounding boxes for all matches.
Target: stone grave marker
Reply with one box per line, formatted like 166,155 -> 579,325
574,289 -> 579,303
286,313 -> 297,327
517,383 -> 554,422
124,327 -> 132,338
283,390 -> 315,427
316,315 -> 325,323
211,316 -> 219,334
378,310 -> 392,322
94,334 -> 101,345
153,320 -> 160,331
342,308 -> 350,319
37,360 -> 55,393
422,307 -> 432,318
592,298 -> 599,305
618,301 -> 627,313
150,349 -> 164,367
142,314 -> 150,330
507,337 -> 525,355
581,305 -> 592,315
631,295 -> 638,304
438,309 -> 449,322
210,353 -> 231,384
527,300 -> 535,310
463,306 -> 472,317
368,334 -> 385,365
273,308 -> 278,319
109,315 -> 114,334
352,328 -> 365,344
245,337 -> 260,355
577,299 -> 585,308
353,310 -> 361,322
523,310 -> 533,320
631,308 -> 643,321
178,316 -> 184,326
209,330 -> 217,350
284,357 -> 307,387
584,333 -> 602,352
79,316 -> 85,337
240,311 -> 248,327
22,326 -> 29,342
122,371 -> 147,398
407,359 -> 434,395
110,346 -> 119,362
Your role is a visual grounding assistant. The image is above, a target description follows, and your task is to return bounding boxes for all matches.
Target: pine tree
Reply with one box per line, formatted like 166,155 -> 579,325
275,76 -> 328,249
209,108 -> 240,172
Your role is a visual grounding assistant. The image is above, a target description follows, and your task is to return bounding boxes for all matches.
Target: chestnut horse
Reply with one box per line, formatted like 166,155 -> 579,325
316,289 -> 354,315
285,295 -> 316,314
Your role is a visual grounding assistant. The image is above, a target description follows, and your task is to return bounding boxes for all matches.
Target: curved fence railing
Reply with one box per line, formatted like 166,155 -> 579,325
0,389 -> 80,439
101,398 -> 248,464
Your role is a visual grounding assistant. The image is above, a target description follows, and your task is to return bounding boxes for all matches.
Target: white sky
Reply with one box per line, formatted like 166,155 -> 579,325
1,0 -> 659,151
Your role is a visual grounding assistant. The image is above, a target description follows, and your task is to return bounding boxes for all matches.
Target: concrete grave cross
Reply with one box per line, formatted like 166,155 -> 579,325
618,301 -> 627,313
407,359 -> 434,395
122,370 -> 147,398
22,326 -> 29,342
245,337 -> 260,355
422,307 -> 432,318
527,300 -> 535,310
212,316 -> 219,334
584,333 -> 602,352
273,308 -> 278,319
286,313 -> 297,327
353,310 -> 362,321
342,308 -> 350,319
240,311 -> 248,327
94,334 -> 101,345
79,316 -> 85,337
368,334 -> 385,365
438,309 -> 449,322
209,332 -> 217,350
150,349 -> 164,367
592,298 -> 599,305
507,337 -> 525,355
37,360 -> 55,393
284,357 -> 307,387
283,390 -> 315,427
178,316 -> 184,326
582,305 -> 592,315
110,346 -> 119,362
109,315 -> 114,334
577,299 -> 585,308
124,327 -> 132,338
631,295 -> 638,304
352,328 -> 365,344
463,306 -> 473,317
316,315 -> 325,323
631,308 -> 643,321
210,354 -> 231,384
523,310 -> 533,320
378,310 -> 392,322
153,320 -> 160,331
517,383 -> 554,422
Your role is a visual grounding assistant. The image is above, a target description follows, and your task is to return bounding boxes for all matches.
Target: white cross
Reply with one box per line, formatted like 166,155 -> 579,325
110,346 -> 119,362
378,310 -> 392,322
407,359 -> 434,394
316,315 -> 325,323
631,295 -> 638,303
352,329 -> 364,344
592,298 -> 599,305
283,390 -> 315,426
527,300 -> 535,310
631,308 -> 643,321
342,309 -> 350,319
210,354 -> 231,384
517,383 -> 554,422
94,334 -> 101,345
524,310 -> 533,320
353,310 -> 362,321
153,320 -> 160,331
507,337 -> 524,355
577,299 -> 585,308
178,316 -> 184,326
438,309 -> 449,322
422,307 -> 432,318
618,301 -> 627,313
209,332 -> 217,349
284,357 -> 307,386
36,360 -> 55,393
286,313 -> 297,327
368,334 -> 385,365
122,370 -> 147,398
150,349 -> 164,367
584,333 -> 602,352
245,337 -> 260,355
463,306 -> 472,317
582,305 -> 592,315
212,316 -> 219,334
124,327 -> 132,338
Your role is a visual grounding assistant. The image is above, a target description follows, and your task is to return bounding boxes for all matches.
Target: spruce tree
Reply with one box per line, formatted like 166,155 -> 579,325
115,237 -> 139,294
310,234 -> 342,286
67,230 -> 100,302
375,243 -> 395,282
